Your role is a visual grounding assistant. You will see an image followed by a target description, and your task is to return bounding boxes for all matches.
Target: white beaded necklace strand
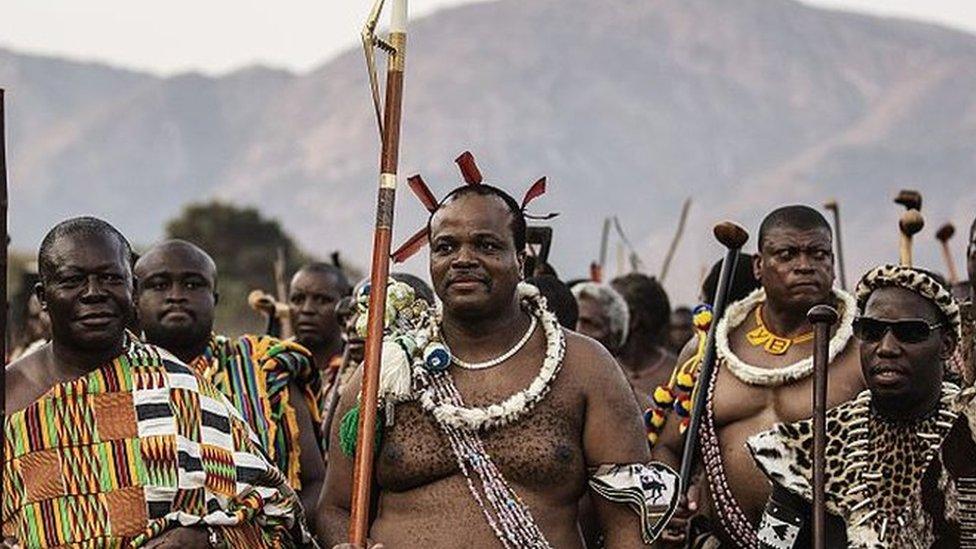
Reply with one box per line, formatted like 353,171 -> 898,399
450,316 -> 538,370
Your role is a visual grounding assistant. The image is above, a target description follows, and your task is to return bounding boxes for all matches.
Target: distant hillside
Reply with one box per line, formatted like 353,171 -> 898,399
2,0 -> 975,303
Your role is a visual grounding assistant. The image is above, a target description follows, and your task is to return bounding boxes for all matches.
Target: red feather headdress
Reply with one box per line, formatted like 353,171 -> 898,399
391,151 -> 555,263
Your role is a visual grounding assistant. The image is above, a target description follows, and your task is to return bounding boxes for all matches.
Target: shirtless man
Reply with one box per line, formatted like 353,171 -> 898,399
653,205 -> 865,547
317,184 -> 678,547
612,274 -> 677,400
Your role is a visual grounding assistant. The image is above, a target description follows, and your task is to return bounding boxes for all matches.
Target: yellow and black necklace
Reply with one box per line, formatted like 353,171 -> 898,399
746,305 -> 814,355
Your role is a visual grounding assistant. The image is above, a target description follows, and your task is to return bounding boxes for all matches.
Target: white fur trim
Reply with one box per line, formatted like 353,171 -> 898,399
716,287 -> 856,386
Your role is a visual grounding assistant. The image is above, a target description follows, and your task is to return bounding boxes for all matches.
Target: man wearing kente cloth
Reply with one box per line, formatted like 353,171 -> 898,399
288,262 -> 351,381
652,205 -> 865,547
134,240 -> 325,527
3,217 -> 309,547
317,183 -> 681,547
748,265 -> 974,548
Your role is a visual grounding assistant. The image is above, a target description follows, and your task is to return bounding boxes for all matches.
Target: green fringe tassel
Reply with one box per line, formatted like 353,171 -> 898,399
339,403 -> 384,457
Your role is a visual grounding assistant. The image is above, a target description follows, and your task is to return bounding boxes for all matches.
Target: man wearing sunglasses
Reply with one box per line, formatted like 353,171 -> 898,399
748,264 -> 973,548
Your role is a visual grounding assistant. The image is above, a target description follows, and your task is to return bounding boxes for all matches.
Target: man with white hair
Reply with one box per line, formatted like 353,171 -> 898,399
572,281 -> 630,356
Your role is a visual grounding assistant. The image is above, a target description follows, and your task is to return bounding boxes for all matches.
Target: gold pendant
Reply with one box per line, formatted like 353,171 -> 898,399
747,325 -> 795,355
763,336 -> 792,355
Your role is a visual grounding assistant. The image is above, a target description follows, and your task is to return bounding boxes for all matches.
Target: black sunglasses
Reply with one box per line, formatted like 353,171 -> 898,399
852,316 -> 943,344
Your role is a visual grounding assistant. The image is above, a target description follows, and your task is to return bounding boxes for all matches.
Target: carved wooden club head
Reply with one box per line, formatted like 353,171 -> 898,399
807,304 -> 839,325
936,223 -> 955,243
713,221 -> 749,250
899,209 -> 925,237
894,190 -> 922,211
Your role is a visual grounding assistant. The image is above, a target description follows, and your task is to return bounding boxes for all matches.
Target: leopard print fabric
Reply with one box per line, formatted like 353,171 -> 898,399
748,383 -> 965,548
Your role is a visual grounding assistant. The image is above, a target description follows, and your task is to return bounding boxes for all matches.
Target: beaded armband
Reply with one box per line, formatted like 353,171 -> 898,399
588,462 -> 682,544
644,305 -> 712,447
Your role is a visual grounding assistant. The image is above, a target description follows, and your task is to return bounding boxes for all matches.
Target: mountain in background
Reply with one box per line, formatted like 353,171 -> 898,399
2,0 -> 975,304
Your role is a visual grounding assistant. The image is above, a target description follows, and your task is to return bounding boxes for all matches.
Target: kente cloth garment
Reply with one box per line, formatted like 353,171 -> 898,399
2,337 -> 307,548
188,334 -> 321,490
748,383 -> 976,548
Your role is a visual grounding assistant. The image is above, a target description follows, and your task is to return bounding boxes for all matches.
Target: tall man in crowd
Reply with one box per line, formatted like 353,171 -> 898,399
3,217 -> 307,547
317,184 -> 680,547
288,262 -> 351,373
653,205 -> 865,547
612,273 -> 677,400
749,264 -> 972,547
134,240 -> 325,525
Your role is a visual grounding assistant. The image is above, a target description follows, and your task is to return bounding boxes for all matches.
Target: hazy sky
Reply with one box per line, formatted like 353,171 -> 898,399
2,0 -> 975,75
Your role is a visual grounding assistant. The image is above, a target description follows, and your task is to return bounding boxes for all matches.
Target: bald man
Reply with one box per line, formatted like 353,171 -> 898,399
135,240 -> 325,528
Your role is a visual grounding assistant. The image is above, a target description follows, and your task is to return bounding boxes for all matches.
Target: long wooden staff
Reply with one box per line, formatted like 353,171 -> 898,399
678,221 -> 749,489
1,89 -> 8,433
807,304 -> 838,549
823,200 -> 847,291
895,190 -> 923,267
660,198 -> 692,283
273,246 -> 294,339
936,223 -> 959,285
351,0 -> 408,544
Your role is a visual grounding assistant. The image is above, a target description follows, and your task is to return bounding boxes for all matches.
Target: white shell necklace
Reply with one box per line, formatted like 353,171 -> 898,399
450,315 -> 538,370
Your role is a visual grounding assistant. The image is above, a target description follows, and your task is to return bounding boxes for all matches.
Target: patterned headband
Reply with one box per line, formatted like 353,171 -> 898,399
855,264 -> 962,342
390,151 -> 555,263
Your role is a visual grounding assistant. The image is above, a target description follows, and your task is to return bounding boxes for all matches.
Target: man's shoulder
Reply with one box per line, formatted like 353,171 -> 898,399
562,330 -> 633,396
563,329 -> 618,371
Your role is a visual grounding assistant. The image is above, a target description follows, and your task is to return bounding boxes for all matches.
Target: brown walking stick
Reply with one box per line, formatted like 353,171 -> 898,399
660,198 -> 692,283
1,88 -> 8,437
679,221 -> 750,489
899,210 -> 924,267
894,190 -> 924,267
351,0 -> 409,544
936,223 -> 959,285
807,304 -> 838,549
823,200 -> 847,290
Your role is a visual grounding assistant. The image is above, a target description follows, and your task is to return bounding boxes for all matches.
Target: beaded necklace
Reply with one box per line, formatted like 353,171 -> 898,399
701,357 -> 760,547
450,315 -> 538,370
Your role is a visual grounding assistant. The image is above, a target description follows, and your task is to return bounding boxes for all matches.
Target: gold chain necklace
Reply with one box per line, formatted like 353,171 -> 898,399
746,305 -> 814,355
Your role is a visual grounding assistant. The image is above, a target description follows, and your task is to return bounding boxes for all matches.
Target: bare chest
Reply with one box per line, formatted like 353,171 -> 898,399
375,372 -> 586,496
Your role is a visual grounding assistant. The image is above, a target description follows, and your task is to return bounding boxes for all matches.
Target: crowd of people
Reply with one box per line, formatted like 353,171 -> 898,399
2,184 -> 975,548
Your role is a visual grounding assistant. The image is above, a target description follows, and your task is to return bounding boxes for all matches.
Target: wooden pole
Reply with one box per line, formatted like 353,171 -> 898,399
660,198 -> 691,282
350,1 -> 408,544
273,246 -> 293,339
807,304 -> 838,549
678,221 -> 749,489
899,210 -> 924,267
824,200 -> 846,291
936,223 -> 959,284
1,89 -> 8,431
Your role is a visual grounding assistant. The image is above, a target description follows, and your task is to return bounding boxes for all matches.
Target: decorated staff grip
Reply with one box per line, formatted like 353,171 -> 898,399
899,209 -> 924,267
807,304 -> 838,549
678,221 -> 749,489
